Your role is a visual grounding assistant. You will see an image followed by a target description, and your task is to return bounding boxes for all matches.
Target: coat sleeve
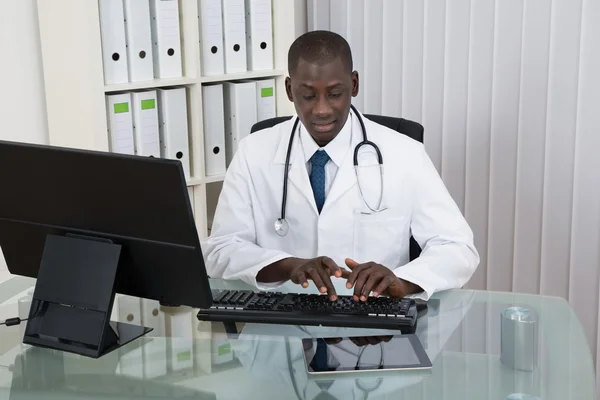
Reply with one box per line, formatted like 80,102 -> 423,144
393,144 -> 480,300
201,140 -> 293,290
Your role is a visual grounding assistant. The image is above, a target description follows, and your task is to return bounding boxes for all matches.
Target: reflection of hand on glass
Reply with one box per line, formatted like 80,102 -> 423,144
322,336 -> 393,347
349,336 -> 393,347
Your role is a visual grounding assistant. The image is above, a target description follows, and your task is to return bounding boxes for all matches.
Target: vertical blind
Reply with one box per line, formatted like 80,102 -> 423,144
308,0 -> 600,393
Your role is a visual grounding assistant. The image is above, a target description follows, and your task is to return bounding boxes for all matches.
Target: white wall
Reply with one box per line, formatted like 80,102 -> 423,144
308,0 -> 600,395
0,0 -> 49,145
0,0 -> 49,282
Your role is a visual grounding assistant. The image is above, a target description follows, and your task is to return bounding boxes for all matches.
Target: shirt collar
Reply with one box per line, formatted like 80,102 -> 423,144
299,110 -> 353,167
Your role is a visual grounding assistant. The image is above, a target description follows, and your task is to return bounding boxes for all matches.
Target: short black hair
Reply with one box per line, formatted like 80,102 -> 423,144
287,30 -> 353,76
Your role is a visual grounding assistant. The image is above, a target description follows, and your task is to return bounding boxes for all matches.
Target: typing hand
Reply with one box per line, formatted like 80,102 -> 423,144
344,258 -> 409,301
289,256 -> 346,301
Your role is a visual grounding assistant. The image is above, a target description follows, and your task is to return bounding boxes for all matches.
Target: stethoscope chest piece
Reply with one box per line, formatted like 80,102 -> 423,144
274,218 -> 289,237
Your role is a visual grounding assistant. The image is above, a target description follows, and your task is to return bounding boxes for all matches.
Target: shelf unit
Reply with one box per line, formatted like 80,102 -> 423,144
36,0 -> 300,240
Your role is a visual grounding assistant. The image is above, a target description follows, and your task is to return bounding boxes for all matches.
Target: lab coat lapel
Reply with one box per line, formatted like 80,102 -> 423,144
321,112 -> 362,213
272,117 -> 319,215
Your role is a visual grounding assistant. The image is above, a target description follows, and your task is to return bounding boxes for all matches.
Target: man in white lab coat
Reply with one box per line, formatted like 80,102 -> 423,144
202,30 -> 479,301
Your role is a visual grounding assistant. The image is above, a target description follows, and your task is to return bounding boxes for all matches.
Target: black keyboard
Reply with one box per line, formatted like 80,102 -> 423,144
196,290 -> 419,332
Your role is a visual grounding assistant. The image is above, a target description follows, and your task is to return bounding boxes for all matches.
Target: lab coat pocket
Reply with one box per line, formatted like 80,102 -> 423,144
352,211 -> 409,269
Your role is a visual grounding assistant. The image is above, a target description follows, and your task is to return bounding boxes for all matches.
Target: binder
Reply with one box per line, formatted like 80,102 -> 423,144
132,91 -> 161,158
199,0 -> 225,76
255,79 -> 276,121
164,308 -> 194,372
222,0 -> 248,74
106,93 -> 135,155
157,88 -> 191,180
202,84 -> 227,176
224,81 -> 257,165
117,296 -> 144,378
99,0 -> 129,84
141,299 -> 167,378
123,0 -> 154,82
245,0 -> 274,71
150,0 -> 183,78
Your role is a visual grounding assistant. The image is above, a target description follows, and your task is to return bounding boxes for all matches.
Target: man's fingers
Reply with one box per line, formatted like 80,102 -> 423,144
353,267 -> 373,301
372,276 -> 397,297
361,273 -> 384,299
307,267 -> 327,293
340,269 -> 351,279
346,264 -> 369,288
345,258 -> 359,270
322,257 -> 342,278
316,266 -> 337,300
291,270 -> 309,288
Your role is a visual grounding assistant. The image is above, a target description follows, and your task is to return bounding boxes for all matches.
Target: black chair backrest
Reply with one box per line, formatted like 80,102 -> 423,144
250,114 -> 424,143
250,114 -> 424,261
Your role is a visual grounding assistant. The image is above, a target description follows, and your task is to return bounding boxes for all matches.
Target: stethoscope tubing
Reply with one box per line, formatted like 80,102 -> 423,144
278,104 -> 383,235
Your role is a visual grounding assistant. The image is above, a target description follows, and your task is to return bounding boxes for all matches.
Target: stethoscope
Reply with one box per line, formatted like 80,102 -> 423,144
274,105 -> 386,237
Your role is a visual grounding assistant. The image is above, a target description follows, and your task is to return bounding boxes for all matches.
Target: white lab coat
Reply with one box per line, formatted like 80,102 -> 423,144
202,110 -> 479,300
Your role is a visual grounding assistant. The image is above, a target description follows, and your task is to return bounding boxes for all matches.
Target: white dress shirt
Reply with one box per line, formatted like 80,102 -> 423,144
299,111 -> 353,198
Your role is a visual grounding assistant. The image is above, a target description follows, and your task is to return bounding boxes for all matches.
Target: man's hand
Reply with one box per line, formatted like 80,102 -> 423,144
290,256 -> 345,301
344,258 -> 421,301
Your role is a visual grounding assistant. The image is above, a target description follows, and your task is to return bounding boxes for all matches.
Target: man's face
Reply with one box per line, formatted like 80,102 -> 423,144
285,57 -> 359,147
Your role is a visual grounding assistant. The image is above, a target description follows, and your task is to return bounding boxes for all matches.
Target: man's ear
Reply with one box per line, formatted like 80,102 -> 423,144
351,71 -> 359,97
285,77 -> 293,102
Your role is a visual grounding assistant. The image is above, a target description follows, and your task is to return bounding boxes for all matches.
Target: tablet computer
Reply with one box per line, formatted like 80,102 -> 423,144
302,334 -> 432,375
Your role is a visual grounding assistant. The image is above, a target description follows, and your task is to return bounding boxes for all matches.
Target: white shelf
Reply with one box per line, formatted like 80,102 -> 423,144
200,69 -> 286,84
103,69 -> 287,92
104,77 -> 197,93
36,0 -> 300,239
187,174 -> 226,186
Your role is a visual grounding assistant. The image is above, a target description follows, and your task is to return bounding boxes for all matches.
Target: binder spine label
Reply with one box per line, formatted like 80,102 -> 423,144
260,87 -> 273,97
141,99 -> 156,110
114,103 -> 130,114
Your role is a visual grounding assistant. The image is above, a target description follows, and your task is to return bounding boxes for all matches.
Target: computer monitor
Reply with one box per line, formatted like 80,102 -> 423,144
0,140 -> 212,358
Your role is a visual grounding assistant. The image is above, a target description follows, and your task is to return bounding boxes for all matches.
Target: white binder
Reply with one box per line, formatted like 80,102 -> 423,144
202,84 -> 227,176
132,91 -> 161,158
245,0 -> 273,70
123,0 -> 154,82
222,0 -> 248,74
150,0 -> 183,78
224,81 -> 257,165
106,93 -> 135,155
164,309 -> 194,372
157,88 -> 191,180
117,296 -> 144,378
255,79 -> 276,121
99,0 -> 129,84
141,299 -> 167,378
199,0 -> 225,76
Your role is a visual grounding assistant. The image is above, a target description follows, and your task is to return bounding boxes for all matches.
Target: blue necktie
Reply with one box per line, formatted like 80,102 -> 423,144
310,151 -> 330,213
312,338 -> 329,371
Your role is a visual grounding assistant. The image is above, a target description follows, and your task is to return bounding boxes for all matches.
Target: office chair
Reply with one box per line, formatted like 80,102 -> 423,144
250,113 -> 424,261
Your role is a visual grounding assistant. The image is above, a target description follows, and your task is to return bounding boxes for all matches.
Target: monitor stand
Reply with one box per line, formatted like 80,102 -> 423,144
22,234 -> 152,358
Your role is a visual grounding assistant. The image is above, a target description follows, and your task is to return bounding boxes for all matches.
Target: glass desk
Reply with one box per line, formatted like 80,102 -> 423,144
0,276 -> 594,399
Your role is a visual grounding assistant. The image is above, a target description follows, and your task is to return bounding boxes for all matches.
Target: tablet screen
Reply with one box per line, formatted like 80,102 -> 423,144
302,334 -> 431,374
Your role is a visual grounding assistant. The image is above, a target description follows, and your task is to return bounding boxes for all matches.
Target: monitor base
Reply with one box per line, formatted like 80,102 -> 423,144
22,234 -> 152,358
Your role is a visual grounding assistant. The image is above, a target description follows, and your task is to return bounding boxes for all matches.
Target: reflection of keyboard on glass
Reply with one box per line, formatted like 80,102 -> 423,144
196,290 -> 419,332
